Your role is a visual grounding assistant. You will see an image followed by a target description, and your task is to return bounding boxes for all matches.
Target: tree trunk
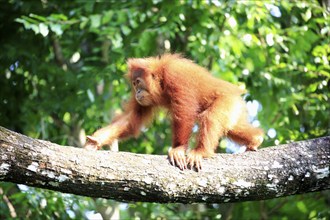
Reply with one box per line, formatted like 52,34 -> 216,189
0,126 -> 329,203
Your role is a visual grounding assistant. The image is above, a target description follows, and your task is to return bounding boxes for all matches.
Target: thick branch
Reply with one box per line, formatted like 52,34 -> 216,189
0,126 -> 329,203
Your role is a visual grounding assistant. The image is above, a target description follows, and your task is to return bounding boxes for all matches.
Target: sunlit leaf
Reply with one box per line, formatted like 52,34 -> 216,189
50,23 -> 63,35
39,23 -> 49,37
90,14 -> 101,28
87,89 -> 95,103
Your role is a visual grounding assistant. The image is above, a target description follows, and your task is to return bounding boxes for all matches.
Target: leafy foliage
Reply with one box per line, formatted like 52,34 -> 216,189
0,0 -> 329,219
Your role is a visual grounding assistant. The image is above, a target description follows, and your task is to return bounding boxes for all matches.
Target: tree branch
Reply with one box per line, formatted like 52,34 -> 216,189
0,126 -> 329,203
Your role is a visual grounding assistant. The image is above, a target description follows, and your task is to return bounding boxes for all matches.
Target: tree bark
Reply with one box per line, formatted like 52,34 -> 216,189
0,126 -> 329,203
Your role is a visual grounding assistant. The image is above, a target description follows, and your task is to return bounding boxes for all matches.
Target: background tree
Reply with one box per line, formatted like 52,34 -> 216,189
0,0 -> 329,219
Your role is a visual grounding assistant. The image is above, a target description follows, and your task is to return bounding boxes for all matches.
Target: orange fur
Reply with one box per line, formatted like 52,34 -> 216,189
85,54 -> 264,171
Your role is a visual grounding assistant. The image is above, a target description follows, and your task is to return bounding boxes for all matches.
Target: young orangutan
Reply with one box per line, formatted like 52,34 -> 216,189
84,54 -> 263,171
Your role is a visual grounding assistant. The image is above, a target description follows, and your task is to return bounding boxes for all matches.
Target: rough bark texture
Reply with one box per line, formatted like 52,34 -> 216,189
0,126 -> 329,203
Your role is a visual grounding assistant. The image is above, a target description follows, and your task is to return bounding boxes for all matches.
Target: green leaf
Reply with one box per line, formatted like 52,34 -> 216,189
90,14 -> 101,28
39,23 -> 49,37
49,13 -> 68,21
121,25 -> 131,35
87,89 -> 95,103
29,13 -> 47,22
296,201 -> 308,214
49,23 -> 63,35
